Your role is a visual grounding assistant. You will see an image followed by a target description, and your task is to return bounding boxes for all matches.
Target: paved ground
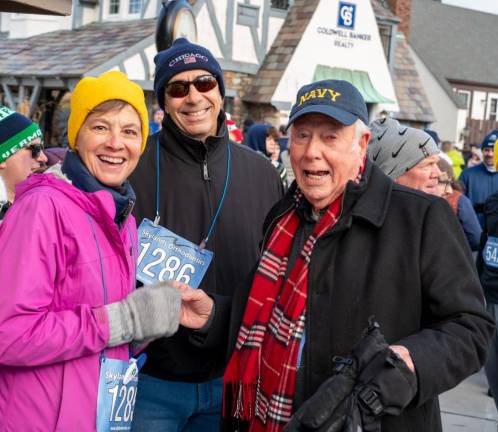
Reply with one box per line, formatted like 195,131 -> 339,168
441,369 -> 498,431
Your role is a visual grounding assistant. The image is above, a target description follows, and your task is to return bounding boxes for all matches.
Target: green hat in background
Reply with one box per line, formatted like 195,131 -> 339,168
0,106 -> 42,163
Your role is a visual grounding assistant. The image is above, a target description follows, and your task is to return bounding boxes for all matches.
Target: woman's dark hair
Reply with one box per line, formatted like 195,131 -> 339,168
437,158 -> 463,192
266,126 -> 279,141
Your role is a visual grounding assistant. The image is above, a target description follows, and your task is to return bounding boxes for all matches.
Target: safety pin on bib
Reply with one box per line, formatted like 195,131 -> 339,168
123,358 -> 138,385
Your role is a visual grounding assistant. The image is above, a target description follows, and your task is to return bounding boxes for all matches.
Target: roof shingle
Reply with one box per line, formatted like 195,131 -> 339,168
243,0 -> 320,104
411,0 -> 498,89
391,34 -> 435,123
0,18 -> 156,78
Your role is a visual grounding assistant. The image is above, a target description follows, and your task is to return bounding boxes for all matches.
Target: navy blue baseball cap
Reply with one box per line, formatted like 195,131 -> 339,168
287,79 -> 368,128
481,129 -> 498,149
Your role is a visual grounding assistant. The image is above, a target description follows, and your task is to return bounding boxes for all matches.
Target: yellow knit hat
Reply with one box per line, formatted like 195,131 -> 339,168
68,70 -> 149,152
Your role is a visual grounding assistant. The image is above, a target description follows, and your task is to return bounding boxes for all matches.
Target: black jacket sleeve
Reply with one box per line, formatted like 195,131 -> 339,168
396,198 -> 494,406
189,263 -> 258,356
188,293 -> 232,349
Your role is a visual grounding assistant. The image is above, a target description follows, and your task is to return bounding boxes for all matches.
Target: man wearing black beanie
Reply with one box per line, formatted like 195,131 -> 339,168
129,39 -> 283,431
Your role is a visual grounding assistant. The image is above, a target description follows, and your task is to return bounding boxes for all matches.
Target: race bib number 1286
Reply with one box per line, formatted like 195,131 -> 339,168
136,219 -> 213,288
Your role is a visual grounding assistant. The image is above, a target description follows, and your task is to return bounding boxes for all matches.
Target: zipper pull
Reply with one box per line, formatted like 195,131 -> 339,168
203,159 -> 210,180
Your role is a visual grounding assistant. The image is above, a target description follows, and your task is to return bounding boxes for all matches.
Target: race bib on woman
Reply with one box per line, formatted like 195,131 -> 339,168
136,218 -> 213,288
96,357 -> 139,432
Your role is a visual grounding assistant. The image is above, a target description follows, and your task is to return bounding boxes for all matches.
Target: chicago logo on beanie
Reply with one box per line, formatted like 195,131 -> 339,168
169,53 -> 209,67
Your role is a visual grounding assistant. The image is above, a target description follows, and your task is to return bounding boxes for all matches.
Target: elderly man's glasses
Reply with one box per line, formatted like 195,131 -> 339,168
165,75 -> 218,98
27,143 -> 44,159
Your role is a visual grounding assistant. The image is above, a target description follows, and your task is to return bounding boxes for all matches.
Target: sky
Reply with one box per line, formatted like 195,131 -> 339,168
442,0 -> 498,14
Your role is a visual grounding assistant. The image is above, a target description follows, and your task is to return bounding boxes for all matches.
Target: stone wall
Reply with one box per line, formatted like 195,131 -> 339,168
223,70 -> 283,128
242,101 -> 281,126
223,70 -> 253,124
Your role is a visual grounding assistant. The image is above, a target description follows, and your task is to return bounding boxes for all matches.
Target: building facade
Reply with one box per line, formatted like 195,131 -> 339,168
0,0 -> 433,145
410,0 -> 498,146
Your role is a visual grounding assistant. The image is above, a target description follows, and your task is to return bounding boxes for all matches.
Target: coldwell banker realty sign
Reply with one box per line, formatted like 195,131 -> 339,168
270,0 -> 398,115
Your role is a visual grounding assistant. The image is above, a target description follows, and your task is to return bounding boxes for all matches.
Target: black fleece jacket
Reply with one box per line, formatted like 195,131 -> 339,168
129,113 -> 283,382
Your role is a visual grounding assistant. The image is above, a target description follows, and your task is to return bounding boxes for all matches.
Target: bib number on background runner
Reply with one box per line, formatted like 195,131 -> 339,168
96,357 -> 138,432
136,218 -> 213,288
484,236 -> 498,268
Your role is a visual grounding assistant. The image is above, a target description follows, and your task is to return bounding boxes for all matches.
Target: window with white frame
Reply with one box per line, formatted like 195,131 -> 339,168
109,0 -> 120,15
271,0 -> 290,10
128,0 -> 142,14
456,90 -> 470,110
378,23 -> 393,64
489,97 -> 498,121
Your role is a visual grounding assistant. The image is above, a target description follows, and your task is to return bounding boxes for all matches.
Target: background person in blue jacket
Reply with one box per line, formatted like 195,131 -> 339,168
459,129 -> 498,227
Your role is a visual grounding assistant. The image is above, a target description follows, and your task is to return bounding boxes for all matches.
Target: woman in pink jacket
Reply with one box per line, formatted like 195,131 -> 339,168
0,71 -> 181,431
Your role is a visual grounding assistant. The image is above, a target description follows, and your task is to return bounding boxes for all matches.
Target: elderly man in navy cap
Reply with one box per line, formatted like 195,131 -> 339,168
460,129 -> 498,226
180,79 -> 493,432
129,39 -> 283,431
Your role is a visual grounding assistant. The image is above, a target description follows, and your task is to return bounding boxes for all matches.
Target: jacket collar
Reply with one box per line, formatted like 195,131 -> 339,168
61,151 -> 136,225
346,160 -> 392,228
159,110 -> 228,163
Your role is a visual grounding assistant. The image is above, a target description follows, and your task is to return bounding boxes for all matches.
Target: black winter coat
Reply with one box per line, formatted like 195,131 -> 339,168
219,161 -> 494,432
129,113 -> 283,382
477,191 -> 498,304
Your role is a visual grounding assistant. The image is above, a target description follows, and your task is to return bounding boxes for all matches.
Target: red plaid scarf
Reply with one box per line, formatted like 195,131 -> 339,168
223,190 -> 343,431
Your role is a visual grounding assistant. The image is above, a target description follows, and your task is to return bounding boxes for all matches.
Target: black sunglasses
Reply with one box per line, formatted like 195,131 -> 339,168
165,75 -> 218,98
27,143 -> 44,159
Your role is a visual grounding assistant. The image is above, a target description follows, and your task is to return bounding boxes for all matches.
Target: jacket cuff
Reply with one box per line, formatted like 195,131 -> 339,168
189,293 -> 231,349
105,301 -> 133,347
196,298 -> 216,334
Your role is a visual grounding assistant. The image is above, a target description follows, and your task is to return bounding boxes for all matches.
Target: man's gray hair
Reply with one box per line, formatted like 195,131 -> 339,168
353,119 -> 370,150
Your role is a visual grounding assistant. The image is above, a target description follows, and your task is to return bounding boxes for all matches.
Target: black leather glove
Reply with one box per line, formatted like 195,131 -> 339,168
284,322 -> 417,432
284,356 -> 360,432
284,321 -> 388,432
356,348 -> 417,432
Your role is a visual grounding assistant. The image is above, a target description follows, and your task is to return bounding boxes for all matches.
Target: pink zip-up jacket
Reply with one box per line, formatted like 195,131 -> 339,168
0,172 -> 137,431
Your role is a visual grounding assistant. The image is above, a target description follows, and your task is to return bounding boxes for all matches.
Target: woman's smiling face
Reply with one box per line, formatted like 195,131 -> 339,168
75,104 -> 142,187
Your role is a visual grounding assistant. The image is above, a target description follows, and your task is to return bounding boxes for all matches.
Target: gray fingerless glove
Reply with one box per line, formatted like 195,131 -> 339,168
105,282 -> 181,347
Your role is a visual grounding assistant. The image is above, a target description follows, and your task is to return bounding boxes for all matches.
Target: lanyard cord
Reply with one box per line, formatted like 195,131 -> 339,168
154,137 -> 231,249
201,143 -> 230,249
86,214 -> 107,305
86,214 -> 108,361
155,137 -> 161,225
126,225 -> 137,289
89,216 -> 137,361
